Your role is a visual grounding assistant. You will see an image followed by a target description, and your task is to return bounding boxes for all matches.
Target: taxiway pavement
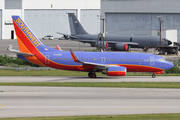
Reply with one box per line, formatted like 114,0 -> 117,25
0,86 -> 180,118
0,76 -> 180,82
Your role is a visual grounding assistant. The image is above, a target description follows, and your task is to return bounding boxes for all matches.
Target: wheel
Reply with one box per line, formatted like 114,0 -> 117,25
88,72 -> 92,78
91,73 -> 96,78
111,48 -> 115,51
88,72 -> 96,78
152,74 -> 156,78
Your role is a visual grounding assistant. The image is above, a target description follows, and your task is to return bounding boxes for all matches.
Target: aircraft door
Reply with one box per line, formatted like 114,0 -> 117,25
150,56 -> 155,66
45,55 -> 50,64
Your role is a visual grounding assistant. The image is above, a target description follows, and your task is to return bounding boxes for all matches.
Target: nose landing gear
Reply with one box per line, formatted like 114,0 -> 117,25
88,72 -> 97,78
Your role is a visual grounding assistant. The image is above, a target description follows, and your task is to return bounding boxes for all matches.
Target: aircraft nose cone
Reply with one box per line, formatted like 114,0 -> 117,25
166,62 -> 174,70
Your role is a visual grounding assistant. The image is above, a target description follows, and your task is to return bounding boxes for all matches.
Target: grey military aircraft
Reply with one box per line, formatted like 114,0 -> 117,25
57,13 -> 172,51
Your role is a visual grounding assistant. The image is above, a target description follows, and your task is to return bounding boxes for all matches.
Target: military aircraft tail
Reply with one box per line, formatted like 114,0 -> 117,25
68,13 -> 88,35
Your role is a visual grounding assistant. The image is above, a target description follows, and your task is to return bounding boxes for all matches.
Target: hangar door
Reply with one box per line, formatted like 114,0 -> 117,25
0,10 -> 2,39
105,13 -> 180,43
81,9 -> 100,34
24,9 -> 77,38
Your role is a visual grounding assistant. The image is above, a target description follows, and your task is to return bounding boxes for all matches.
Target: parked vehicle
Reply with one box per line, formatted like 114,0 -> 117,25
42,35 -> 54,40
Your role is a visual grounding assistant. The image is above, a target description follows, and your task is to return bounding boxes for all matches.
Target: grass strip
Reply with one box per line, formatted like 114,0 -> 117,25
1,82 -> 180,88
1,113 -> 180,120
0,69 -> 180,76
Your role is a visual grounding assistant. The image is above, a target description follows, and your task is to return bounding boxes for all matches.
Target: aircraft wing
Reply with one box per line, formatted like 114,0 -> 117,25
107,41 -> 139,46
70,49 -> 118,70
74,39 -> 96,43
8,48 -> 34,56
57,32 -> 78,39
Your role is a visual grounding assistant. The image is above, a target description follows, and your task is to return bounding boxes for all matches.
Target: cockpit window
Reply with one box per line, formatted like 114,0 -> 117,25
159,59 -> 165,62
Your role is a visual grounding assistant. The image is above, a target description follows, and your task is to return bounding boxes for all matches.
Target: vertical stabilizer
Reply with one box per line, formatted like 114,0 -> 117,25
12,16 -> 52,66
68,13 -> 88,35
12,16 -> 47,53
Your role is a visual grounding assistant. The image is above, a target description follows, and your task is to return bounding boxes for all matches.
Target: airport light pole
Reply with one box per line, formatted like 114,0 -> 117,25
100,16 -> 106,51
156,16 -> 163,46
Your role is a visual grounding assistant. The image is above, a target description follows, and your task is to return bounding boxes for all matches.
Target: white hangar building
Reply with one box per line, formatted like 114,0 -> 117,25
101,0 -> 180,43
0,0 -> 100,39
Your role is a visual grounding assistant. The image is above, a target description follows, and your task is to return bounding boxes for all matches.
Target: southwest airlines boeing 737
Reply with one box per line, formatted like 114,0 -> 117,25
9,16 -> 174,78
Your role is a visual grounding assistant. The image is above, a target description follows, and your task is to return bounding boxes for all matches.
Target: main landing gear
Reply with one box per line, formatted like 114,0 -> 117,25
152,74 -> 156,78
88,72 -> 97,78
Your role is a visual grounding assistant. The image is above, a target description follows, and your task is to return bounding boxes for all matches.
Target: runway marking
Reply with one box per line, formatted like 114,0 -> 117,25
0,104 -> 5,109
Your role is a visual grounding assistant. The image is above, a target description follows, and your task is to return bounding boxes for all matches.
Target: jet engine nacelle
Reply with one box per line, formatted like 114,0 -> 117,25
107,66 -> 126,76
94,41 -> 108,49
115,43 -> 128,51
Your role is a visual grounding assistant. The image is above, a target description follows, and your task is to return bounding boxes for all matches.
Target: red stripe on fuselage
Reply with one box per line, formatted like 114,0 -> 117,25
120,64 -> 164,72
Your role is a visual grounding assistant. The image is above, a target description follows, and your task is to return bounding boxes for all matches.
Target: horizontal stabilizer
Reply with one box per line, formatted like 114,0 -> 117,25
8,48 -> 33,57
57,32 -> 78,39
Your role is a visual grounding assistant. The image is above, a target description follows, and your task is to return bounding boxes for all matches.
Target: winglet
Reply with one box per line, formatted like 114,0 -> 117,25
70,49 -> 81,63
56,44 -> 62,51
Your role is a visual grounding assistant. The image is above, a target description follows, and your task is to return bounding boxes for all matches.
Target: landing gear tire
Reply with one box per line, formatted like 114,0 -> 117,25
152,74 -> 156,78
88,72 -> 96,78
111,48 -> 115,51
